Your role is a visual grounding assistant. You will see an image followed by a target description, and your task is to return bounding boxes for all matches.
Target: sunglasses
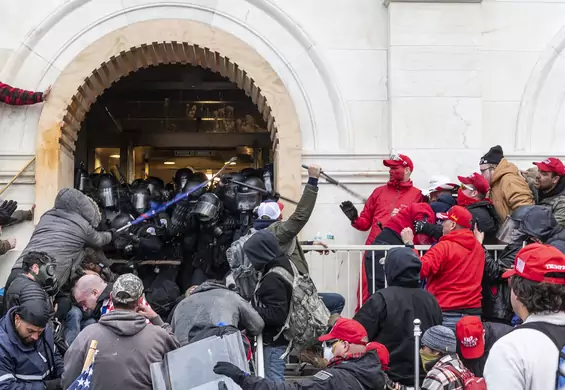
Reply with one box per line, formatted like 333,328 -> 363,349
460,183 -> 476,192
389,154 -> 408,166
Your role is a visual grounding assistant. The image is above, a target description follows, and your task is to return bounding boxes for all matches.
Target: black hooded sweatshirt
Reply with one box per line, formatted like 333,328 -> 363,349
239,351 -> 386,390
354,247 -> 443,386
244,230 -> 294,347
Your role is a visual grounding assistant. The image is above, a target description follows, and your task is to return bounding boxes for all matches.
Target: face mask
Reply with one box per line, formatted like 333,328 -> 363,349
457,188 -> 478,207
323,345 -> 334,361
420,351 -> 439,373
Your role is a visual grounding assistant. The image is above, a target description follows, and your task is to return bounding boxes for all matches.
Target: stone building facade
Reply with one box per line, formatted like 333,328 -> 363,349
1,0 -> 564,303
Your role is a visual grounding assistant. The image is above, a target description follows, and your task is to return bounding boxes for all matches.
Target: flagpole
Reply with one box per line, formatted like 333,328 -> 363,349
82,340 -> 98,372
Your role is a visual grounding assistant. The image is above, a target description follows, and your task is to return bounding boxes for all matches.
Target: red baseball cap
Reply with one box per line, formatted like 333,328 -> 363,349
437,205 -> 473,229
533,158 -> 565,176
502,243 -> 565,285
458,173 -> 490,195
383,154 -> 414,171
456,316 -> 485,359
366,342 -> 390,371
318,318 -> 369,345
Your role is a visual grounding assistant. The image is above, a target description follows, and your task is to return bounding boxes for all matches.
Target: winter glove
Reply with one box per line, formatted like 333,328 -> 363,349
44,378 -> 63,390
0,200 -> 17,225
413,221 -> 443,240
213,362 -> 248,386
340,201 -> 358,223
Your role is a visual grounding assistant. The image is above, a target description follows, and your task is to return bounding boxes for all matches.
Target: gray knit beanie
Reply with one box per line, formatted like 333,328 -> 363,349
421,325 -> 457,354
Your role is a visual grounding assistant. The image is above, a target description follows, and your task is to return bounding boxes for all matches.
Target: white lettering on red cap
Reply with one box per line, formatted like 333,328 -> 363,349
543,159 -> 552,164
546,264 -> 565,270
462,336 -> 478,348
516,258 -> 526,273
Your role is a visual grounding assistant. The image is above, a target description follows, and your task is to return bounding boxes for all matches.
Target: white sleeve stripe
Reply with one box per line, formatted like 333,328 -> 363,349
0,374 -> 15,382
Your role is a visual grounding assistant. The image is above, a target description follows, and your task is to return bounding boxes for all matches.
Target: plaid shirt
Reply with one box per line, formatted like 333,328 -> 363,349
422,354 -> 470,390
0,82 -> 43,105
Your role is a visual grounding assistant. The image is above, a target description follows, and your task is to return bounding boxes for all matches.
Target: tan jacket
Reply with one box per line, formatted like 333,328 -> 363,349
490,159 -> 534,222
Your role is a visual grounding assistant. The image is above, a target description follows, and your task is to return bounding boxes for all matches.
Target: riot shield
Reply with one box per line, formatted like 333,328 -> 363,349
151,330 -> 248,390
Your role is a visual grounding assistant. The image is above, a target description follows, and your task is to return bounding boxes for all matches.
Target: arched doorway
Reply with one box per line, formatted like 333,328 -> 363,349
35,19 -> 303,220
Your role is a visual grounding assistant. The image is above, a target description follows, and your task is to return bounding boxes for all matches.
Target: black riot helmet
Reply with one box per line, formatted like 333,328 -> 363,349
193,171 -> 208,183
194,193 -> 222,223
174,168 -> 194,193
221,173 -> 246,213
182,180 -> 207,200
145,176 -> 165,201
110,212 -> 134,231
98,174 -> 120,209
74,163 -> 91,192
130,183 -> 151,214
237,177 -> 264,212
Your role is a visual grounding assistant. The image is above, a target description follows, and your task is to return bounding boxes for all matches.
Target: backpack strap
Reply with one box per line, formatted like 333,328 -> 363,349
512,322 -> 565,354
266,262 -> 298,344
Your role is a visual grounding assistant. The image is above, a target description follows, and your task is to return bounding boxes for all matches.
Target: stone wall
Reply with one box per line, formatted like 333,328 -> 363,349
1,0 -> 565,305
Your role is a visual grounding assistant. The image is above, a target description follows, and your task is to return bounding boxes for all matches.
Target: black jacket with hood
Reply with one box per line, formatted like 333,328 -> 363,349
244,230 -> 294,347
12,188 -> 112,289
239,351 -> 386,390
466,200 -> 500,244
353,247 -> 443,386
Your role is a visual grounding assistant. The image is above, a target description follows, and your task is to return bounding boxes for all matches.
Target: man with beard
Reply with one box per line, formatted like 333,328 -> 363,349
532,157 -> 565,226
0,300 -> 63,390
340,154 -> 422,309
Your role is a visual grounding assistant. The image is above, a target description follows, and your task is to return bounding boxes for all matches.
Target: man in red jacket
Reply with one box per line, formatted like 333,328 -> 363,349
401,205 -> 485,333
0,82 -> 50,105
340,154 -> 422,309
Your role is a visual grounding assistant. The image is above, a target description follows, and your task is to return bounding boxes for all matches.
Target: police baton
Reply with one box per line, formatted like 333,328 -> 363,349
225,178 -> 298,205
301,165 -> 367,203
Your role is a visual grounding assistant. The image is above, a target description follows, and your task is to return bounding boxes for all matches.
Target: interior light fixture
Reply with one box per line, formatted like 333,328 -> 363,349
224,161 -> 237,165
164,161 -> 176,165
110,154 -> 120,158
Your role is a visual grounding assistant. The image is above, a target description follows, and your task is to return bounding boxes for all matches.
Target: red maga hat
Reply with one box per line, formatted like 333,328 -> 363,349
502,243 -> 565,285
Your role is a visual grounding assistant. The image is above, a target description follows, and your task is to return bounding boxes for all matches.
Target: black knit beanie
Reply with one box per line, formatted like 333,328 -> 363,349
480,145 -> 504,165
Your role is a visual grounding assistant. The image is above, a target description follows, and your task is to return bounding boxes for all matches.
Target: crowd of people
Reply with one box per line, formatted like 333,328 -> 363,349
0,140 -> 563,390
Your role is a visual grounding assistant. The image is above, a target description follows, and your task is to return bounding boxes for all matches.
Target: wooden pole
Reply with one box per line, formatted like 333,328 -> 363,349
0,157 -> 36,196
82,340 -> 98,372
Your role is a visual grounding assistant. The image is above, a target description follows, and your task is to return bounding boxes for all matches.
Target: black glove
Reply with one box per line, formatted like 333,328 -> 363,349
44,378 -> 63,390
340,201 -> 358,223
0,200 -> 17,225
213,362 -> 248,385
413,221 -> 443,240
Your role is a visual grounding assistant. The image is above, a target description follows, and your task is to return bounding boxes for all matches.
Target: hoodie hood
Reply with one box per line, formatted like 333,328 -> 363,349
492,159 -> 521,185
253,218 -> 277,230
333,352 -> 384,389
192,280 -> 228,295
384,247 -> 421,287
243,229 -> 284,271
54,188 -> 102,227
519,206 -> 559,241
430,194 -> 457,214
440,229 -> 479,251
97,310 -> 148,336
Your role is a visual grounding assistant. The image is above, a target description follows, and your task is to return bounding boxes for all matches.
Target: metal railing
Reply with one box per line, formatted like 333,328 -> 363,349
254,244 -> 506,377
302,244 -> 506,318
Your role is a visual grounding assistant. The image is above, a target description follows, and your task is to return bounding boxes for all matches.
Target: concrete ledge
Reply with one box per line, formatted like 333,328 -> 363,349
385,0 -> 481,5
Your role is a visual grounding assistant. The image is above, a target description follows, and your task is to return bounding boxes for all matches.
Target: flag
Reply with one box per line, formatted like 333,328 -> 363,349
67,361 -> 94,389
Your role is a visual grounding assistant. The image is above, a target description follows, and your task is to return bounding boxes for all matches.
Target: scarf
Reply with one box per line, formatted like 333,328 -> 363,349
457,188 -> 480,208
327,352 -> 366,368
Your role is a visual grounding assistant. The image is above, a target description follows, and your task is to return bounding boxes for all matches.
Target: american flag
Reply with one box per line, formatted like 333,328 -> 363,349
67,361 -> 94,389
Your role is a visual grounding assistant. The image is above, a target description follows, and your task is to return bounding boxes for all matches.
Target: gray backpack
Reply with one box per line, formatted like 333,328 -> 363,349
226,229 -> 259,301
267,261 -> 330,353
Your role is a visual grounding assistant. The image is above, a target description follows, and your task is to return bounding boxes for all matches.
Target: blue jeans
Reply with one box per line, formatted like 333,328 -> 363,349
319,293 -> 345,315
263,345 -> 287,382
65,306 -> 97,346
442,312 -> 480,333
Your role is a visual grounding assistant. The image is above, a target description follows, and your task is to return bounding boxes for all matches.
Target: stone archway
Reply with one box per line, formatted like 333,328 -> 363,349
35,19 -> 303,220
58,42 -> 279,155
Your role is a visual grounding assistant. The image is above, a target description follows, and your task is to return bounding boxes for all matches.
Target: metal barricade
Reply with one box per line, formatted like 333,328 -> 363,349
302,244 -> 506,318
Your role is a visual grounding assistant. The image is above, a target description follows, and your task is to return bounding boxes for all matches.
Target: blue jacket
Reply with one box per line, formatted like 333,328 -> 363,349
0,307 -> 63,389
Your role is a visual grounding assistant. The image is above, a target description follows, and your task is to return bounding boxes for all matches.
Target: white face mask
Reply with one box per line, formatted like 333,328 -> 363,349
323,344 -> 334,361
